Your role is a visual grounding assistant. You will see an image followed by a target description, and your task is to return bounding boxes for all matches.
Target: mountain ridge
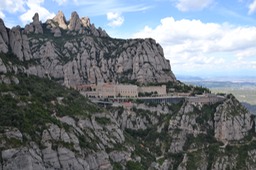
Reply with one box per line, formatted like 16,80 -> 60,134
0,11 -> 176,87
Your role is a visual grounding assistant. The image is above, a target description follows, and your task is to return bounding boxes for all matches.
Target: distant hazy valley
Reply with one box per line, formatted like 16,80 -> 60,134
179,75 -> 256,114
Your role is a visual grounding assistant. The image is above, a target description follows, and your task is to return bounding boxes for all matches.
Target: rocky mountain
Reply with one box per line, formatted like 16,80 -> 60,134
0,11 -> 176,87
0,11 -> 256,170
0,70 -> 256,170
0,73 -> 128,170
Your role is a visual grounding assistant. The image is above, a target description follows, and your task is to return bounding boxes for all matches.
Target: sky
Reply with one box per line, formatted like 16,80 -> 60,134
1,0 -> 256,79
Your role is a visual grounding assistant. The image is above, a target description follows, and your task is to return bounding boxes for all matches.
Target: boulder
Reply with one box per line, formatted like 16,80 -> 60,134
53,27 -> 62,37
0,58 -> 7,73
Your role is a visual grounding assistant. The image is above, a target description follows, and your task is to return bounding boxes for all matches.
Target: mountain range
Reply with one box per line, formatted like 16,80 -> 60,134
0,11 -> 175,87
0,11 -> 256,170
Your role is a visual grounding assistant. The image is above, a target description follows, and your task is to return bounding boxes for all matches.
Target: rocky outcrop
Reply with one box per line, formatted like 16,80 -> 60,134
68,11 -> 81,31
0,74 -> 133,169
0,58 -> 7,73
0,12 -> 176,85
9,26 -> 23,61
0,114 -> 125,170
53,27 -> 62,37
0,19 -> 8,44
110,96 -> 256,169
32,13 -> 43,34
0,34 -> 8,53
53,11 -> 68,29
0,19 -> 8,53
81,17 -> 90,27
214,94 -> 253,142
24,13 -> 43,34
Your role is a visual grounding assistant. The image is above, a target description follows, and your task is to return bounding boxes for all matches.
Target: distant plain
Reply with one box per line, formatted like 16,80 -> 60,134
182,80 -> 256,114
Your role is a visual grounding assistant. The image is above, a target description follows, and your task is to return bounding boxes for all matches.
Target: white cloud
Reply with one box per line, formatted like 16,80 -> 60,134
0,0 -> 55,24
0,0 -> 26,18
0,11 -> 5,18
176,0 -> 214,11
133,17 -> 256,76
236,47 -> 256,59
107,12 -> 124,27
20,0 -> 55,25
248,0 -> 256,14
73,0 -> 150,16
53,0 -> 67,5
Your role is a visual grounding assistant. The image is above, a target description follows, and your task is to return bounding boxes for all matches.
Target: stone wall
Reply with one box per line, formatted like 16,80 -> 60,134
186,94 -> 225,104
116,84 -> 138,97
77,83 -> 168,98
138,85 -> 166,96
98,83 -> 116,98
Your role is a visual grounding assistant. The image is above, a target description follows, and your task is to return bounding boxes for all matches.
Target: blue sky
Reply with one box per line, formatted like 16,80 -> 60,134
1,0 -> 256,78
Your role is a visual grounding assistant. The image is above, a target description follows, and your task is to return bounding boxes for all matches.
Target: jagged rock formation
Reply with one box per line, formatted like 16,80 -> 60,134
24,13 -> 43,34
81,16 -> 90,27
68,11 -> 82,31
111,95 -> 256,169
214,94 -> 252,142
32,13 -> 44,34
0,19 -> 8,53
0,116 -> 125,170
53,11 -> 68,30
0,11 -> 176,86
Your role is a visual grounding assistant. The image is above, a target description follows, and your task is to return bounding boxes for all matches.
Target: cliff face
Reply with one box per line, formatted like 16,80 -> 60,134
0,11 -> 176,86
112,97 -> 256,170
0,57 -> 256,169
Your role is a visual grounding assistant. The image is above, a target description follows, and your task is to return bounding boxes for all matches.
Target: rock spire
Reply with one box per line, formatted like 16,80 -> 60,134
68,11 -> 81,31
53,11 -> 68,29
32,13 -> 43,34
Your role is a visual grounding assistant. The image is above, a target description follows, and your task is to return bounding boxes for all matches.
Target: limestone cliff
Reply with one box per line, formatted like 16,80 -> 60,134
0,68 -> 256,169
112,96 -> 256,170
0,11 -> 176,86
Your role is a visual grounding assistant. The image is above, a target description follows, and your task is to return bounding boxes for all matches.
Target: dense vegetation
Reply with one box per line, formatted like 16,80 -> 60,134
0,74 -> 100,145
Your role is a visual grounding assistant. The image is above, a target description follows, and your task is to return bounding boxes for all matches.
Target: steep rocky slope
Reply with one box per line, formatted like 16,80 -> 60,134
111,96 -> 256,169
0,11 -> 175,87
0,73 -> 130,170
1,70 -> 255,169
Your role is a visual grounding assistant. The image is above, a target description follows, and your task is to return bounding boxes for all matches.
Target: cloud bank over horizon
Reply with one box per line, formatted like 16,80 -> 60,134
133,17 -> 256,76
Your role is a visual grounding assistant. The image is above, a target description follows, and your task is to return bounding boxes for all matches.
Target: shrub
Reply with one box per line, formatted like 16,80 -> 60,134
95,117 -> 111,125
126,161 -> 144,170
